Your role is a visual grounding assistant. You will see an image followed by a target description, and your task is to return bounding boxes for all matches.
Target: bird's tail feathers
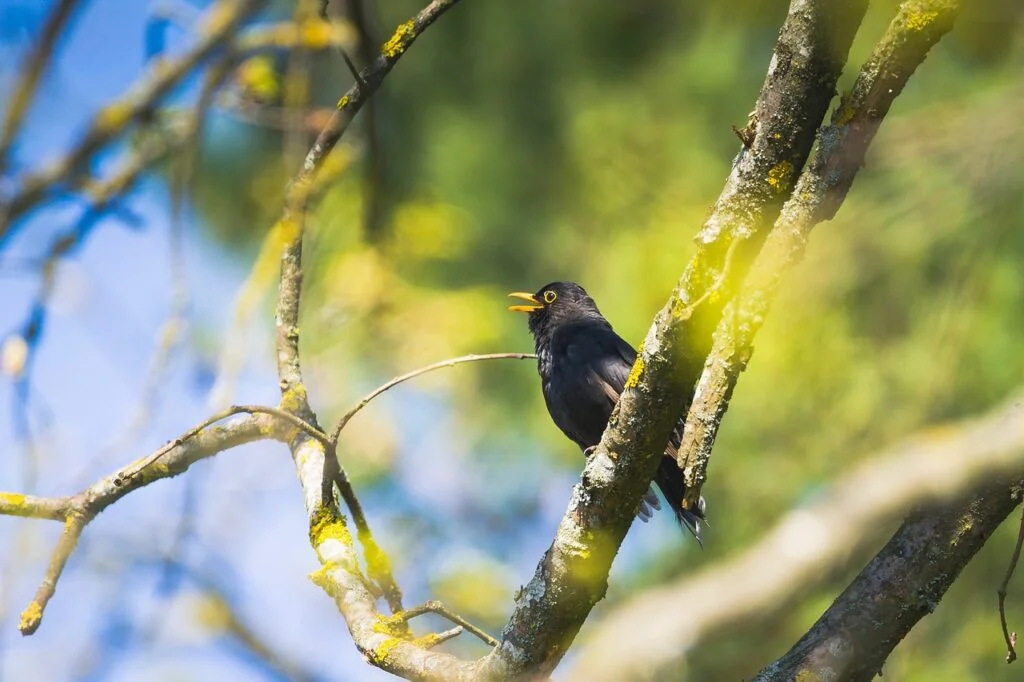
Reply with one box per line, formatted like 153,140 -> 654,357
674,496 -> 706,548
655,455 -> 707,547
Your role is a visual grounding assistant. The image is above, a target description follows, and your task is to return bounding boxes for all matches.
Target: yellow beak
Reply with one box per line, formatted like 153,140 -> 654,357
508,292 -> 543,313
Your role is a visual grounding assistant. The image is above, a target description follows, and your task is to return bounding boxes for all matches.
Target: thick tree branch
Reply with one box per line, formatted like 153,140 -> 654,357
754,485 -> 1021,682
678,0 -> 964,506
476,2 -> 869,678
570,392 -> 1024,681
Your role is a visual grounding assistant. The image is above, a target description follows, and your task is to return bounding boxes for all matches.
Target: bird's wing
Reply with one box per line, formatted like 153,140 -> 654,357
585,330 -> 637,400
544,323 -> 634,448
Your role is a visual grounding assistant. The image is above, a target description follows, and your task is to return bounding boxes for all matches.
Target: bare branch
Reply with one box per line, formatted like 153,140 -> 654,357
570,392 -> 1024,681
999,508 -> 1024,664
329,353 -> 536,444
753,486 -> 1021,681
268,2 -> 479,679
477,2 -> 871,677
113,404 -> 328,485
427,626 -> 466,648
678,0 -> 965,506
18,513 -> 86,635
385,600 -> 500,647
0,492 -> 67,521
0,401 -> 338,634
3,412 -> 281,634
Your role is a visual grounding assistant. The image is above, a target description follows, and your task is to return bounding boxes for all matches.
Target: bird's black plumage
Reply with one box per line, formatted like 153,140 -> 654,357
510,281 -> 705,542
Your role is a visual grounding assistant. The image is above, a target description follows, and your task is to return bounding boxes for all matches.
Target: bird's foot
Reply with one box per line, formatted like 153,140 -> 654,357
582,446 -> 597,457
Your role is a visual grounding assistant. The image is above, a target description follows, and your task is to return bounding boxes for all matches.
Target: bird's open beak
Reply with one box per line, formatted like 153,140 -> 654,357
508,292 -> 543,313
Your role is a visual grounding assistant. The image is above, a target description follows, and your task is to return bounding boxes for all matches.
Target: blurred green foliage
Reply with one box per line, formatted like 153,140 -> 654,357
189,0 -> 1024,678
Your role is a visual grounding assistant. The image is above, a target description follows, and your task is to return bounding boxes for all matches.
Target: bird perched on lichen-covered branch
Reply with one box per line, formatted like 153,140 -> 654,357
509,281 -> 705,544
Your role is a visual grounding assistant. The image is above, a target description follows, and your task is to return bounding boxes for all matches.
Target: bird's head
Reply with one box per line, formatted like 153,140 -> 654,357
508,281 -> 605,339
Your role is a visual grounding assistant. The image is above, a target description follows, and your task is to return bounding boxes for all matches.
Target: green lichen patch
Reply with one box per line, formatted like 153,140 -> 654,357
0,492 -> 26,509
624,355 -> 645,390
767,161 -> 795,193
382,20 -> 415,59
18,602 -> 42,633
309,505 -> 353,549
905,10 -> 939,31
369,636 -> 403,666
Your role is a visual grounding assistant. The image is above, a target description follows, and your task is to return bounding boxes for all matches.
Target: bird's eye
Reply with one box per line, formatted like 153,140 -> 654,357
543,290 -> 557,304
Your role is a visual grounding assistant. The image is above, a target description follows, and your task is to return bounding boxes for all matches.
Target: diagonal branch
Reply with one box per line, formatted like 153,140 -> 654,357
383,600 -> 500,647
753,488 -> 1021,681
677,0 -> 965,507
571,391 -> 1024,681
329,352 -> 536,443
477,1 -> 870,677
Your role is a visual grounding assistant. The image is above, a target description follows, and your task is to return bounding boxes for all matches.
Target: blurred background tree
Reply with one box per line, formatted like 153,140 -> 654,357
0,0 -> 1022,680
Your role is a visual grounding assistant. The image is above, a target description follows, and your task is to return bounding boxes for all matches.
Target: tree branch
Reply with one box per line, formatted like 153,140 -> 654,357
383,600 -> 500,647
2,411 -> 286,634
998,508 -> 1024,663
570,392 -> 1024,681
328,353 -> 536,443
754,485 -> 1020,681
678,0 -> 965,506
268,2 -> 481,679
476,2 -> 870,678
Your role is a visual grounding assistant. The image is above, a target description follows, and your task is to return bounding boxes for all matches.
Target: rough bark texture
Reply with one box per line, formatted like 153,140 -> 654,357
753,485 -> 1022,682
477,2 -> 870,678
569,393 -> 1024,681
677,0 -> 965,507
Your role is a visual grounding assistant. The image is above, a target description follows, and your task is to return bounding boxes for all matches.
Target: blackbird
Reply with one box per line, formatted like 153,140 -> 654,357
509,281 -> 705,543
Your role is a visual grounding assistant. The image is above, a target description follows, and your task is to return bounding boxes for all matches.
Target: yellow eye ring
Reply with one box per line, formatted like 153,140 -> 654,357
543,290 -> 557,304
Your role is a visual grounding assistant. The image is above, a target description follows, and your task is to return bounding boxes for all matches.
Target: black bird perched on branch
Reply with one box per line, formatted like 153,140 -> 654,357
509,281 -> 705,544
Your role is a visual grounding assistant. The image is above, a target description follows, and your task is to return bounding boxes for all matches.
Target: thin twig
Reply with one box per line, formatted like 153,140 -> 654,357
318,0 -> 367,91
425,626 -> 465,648
18,513 -> 86,634
324,353 -> 534,614
388,600 -> 499,647
330,353 -> 536,444
998,505 -> 1024,663
114,404 -> 328,485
